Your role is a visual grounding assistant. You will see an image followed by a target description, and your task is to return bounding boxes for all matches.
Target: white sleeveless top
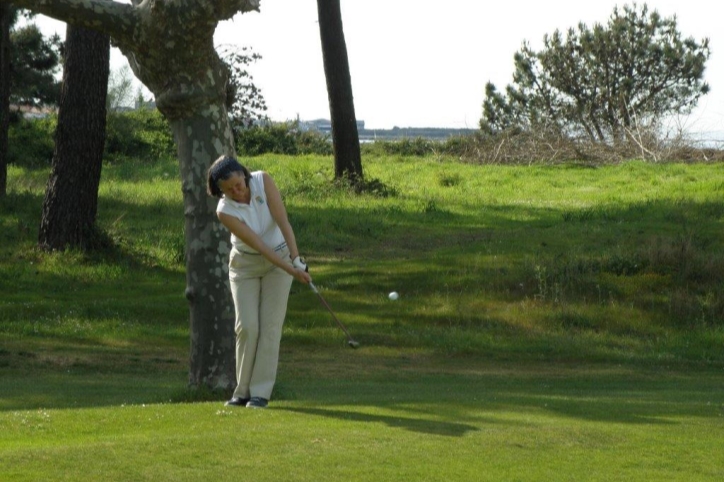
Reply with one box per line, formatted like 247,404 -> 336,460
216,171 -> 285,253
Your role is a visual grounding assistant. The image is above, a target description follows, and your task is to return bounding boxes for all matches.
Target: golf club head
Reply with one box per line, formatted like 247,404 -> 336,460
348,340 -> 360,349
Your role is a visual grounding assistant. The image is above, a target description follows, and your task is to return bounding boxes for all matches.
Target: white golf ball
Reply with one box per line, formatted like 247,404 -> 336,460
388,291 -> 399,301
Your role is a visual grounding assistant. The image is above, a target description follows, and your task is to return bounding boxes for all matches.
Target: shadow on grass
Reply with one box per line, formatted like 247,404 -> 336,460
2,349 -> 723,437
0,370 -> 186,412
275,349 -> 724,427
281,406 -> 480,437
3,167 -> 723,435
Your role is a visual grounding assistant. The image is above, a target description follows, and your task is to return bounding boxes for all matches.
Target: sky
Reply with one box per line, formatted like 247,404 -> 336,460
33,0 -> 724,140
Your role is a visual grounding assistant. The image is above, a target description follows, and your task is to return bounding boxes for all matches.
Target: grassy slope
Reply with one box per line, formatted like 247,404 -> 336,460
1,155 -> 723,481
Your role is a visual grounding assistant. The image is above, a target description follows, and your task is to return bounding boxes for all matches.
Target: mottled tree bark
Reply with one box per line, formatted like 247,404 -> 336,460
3,0 -> 260,390
317,0 -> 363,183
38,25 -> 110,251
171,105 -> 237,389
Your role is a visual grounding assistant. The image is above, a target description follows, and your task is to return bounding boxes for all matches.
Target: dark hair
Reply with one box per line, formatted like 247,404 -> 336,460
206,155 -> 252,198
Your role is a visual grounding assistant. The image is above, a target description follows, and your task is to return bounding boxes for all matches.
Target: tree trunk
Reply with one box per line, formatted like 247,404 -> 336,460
316,0 -> 363,183
0,3 -> 10,197
4,0 -> 259,391
170,104 -> 237,391
38,25 -> 110,251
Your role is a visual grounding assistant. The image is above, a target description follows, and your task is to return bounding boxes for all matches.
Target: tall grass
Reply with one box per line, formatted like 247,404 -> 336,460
3,156 -> 723,365
2,155 -> 724,481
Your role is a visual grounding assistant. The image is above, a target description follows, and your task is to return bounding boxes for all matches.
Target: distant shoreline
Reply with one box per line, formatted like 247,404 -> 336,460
357,127 -> 477,141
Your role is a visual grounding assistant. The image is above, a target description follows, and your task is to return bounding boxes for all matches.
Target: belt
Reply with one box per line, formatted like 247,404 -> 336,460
240,242 -> 287,256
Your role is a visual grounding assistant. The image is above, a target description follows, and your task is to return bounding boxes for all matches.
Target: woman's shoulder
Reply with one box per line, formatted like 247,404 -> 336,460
250,170 -> 266,184
251,170 -> 275,189
218,195 -> 247,211
217,196 -> 235,211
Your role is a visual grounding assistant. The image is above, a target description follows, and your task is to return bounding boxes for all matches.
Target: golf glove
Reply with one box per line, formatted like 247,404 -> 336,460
293,256 -> 308,272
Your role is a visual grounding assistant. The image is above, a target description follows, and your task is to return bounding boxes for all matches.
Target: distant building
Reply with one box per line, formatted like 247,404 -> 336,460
297,118 -> 476,141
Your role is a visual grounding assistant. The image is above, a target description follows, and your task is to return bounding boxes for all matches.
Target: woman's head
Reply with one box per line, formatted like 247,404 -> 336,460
207,155 -> 252,198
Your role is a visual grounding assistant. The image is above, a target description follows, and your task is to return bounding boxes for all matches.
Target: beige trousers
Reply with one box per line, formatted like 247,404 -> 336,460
228,245 -> 293,400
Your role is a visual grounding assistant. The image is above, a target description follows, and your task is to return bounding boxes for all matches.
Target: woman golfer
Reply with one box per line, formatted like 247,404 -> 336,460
207,155 -> 312,408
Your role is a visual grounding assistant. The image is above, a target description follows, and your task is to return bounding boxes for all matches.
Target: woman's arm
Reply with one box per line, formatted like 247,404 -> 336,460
217,212 -> 310,284
262,172 -> 303,261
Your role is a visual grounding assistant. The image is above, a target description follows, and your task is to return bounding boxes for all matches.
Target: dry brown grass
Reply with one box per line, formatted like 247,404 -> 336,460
450,128 -> 724,165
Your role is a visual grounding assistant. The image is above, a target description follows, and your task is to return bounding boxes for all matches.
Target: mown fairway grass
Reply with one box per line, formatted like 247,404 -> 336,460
1,155 -> 723,481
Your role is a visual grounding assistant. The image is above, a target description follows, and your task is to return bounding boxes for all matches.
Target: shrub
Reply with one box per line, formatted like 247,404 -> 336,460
235,122 -> 332,156
359,135 -> 483,159
7,116 -> 57,168
105,108 -> 175,160
295,129 -> 333,156
362,137 -> 436,157
6,109 -> 176,169
236,123 -> 296,156
453,128 -> 724,165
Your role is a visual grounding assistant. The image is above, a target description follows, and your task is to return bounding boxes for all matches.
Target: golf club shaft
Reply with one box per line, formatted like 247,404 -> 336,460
309,282 -> 356,342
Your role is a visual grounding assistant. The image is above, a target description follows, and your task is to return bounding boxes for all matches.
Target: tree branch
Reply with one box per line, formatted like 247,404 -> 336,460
1,0 -> 261,39
213,0 -> 260,21
0,0 -> 136,42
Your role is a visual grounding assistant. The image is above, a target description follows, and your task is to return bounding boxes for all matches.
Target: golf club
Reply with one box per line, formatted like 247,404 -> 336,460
308,282 -> 360,348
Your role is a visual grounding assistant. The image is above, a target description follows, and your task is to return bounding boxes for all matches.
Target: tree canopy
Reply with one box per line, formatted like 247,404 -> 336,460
481,3 -> 711,143
218,44 -> 268,131
10,14 -> 62,109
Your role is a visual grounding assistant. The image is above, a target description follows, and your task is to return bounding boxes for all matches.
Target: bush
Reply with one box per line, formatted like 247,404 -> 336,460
6,109 -> 176,169
361,137 -> 436,157
451,128 -> 724,165
7,116 -> 57,168
105,108 -> 175,160
235,122 -> 332,156
294,128 -> 334,156
359,135 -> 485,159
